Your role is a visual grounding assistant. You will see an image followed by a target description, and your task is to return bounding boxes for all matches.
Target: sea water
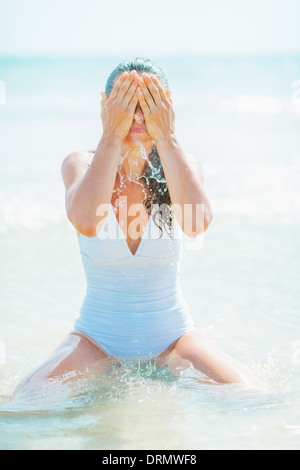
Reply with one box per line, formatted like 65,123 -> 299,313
0,55 -> 300,450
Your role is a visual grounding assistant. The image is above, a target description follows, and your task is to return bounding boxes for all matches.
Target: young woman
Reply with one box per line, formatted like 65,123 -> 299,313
12,58 -> 264,399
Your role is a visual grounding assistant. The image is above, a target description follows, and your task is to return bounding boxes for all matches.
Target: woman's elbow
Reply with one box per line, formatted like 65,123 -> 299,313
77,224 -> 98,238
67,207 -> 98,238
186,208 -> 213,238
204,208 -> 213,232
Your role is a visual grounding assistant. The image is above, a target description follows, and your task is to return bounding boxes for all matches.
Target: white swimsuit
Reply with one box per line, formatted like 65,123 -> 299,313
74,204 -> 195,360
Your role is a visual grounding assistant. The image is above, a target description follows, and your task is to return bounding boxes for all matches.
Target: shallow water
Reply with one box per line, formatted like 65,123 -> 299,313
0,361 -> 291,450
0,361 -> 298,450
0,55 -> 300,449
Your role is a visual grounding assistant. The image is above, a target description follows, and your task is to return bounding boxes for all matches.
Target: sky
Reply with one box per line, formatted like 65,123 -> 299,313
0,0 -> 300,57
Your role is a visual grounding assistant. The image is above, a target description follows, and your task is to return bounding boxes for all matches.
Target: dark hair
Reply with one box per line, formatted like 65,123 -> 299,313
105,57 -> 174,239
105,57 -> 169,95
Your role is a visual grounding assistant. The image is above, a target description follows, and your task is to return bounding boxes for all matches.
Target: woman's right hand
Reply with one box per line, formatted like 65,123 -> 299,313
100,71 -> 140,141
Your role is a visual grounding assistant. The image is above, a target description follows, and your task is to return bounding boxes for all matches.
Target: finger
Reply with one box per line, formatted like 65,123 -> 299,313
123,75 -> 139,108
127,92 -> 139,115
143,74 -> 162,106
110,72 -> 129,100
100,92 -> 108,109
150,75 -> 170,104
117,71 -> 137,102
166,90 -> 173,104
139,75 -> 155,109
137,87 -> 150,115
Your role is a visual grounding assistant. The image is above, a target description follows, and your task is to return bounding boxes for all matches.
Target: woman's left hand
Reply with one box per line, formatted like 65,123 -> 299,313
137,74 -> 176,143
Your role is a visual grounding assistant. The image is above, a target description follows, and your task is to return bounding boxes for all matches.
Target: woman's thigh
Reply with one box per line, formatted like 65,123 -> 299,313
157,328 -> 266,388
12,333 -> 119,399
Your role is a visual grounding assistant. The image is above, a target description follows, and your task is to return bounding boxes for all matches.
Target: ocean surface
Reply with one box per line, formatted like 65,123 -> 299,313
0,55 -> 299,450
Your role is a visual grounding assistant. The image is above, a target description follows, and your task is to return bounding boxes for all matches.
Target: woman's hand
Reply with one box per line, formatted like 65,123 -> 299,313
100,71 -> 139,141
137,73 -> 176,143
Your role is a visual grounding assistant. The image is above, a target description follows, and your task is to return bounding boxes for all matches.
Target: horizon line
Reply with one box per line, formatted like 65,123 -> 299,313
0,50 -> 300,61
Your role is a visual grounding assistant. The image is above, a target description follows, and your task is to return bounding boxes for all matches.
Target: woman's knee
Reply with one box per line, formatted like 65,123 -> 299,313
12,333 -> 115,399
173,328 -> 212,361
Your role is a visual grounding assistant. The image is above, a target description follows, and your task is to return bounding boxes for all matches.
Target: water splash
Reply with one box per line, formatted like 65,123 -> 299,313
112,145 -> 168,212
0,362 -> 176,414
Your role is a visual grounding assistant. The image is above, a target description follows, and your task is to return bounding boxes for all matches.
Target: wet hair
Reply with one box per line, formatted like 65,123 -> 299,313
105,57 -> 169,95
105,58 -> 174,238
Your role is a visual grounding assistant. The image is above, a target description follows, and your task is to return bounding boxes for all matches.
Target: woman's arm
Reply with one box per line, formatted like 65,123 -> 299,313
156,138 -> 213,237
138,74 -> 213,238
61,137 -> 122,237
61,71 -> 139,237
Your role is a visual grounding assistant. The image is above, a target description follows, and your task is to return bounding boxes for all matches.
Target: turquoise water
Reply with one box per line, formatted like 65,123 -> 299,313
0,55 -> 300,450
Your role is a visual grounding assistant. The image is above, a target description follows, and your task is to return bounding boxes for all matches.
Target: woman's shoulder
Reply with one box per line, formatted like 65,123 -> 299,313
61,149 -> 95,175
61,150 -> 96,194
63,149 -> 95,165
